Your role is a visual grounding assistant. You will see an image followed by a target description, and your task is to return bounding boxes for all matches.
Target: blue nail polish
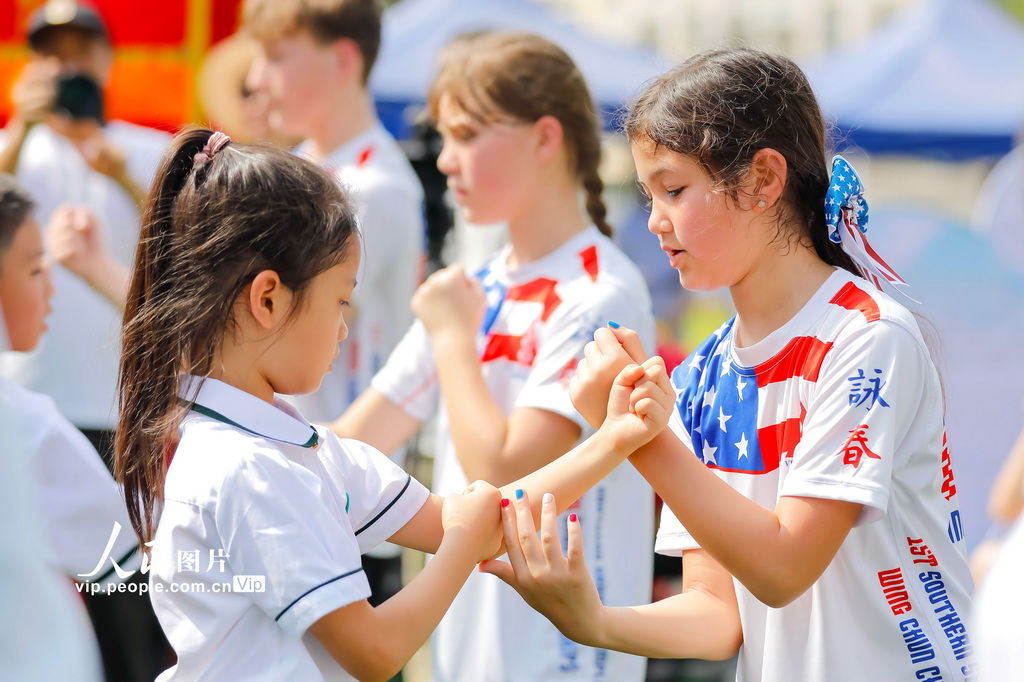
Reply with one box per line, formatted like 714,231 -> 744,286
515,489 -> 524,500
607,320 -> 621,329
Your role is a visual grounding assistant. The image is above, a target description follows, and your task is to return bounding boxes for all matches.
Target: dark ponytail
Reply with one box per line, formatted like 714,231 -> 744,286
115,128 -> 359,545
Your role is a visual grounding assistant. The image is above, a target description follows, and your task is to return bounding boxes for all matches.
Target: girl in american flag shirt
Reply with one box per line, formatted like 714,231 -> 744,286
333,32 -> 657,682
485,48 -> 978,682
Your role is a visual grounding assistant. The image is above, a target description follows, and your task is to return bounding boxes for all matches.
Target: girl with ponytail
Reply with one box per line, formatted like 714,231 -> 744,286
488,48 -> 977,682
332,31 -> 657,682
115,127 -> 671,681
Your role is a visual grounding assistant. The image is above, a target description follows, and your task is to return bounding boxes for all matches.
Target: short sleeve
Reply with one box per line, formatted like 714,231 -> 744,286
213,452 -> 371,637
514,286 -> 654,430
372,320 -> 439,421
323,436 -> 430,552
28,396 -> 140,583
782,320 -> 932,525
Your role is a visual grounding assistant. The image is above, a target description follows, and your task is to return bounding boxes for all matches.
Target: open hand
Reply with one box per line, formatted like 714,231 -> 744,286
479,490 -> 605,646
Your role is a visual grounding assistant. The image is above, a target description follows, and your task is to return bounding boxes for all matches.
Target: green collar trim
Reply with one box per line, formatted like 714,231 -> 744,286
184,400 -> 320,449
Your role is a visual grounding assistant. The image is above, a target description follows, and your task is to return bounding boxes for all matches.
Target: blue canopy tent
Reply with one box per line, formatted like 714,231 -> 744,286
803,0 -> 1024,159
369,0 -> 673,139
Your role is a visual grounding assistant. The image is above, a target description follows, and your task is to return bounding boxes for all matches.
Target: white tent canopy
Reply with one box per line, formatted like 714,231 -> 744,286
370,0 -> 673,138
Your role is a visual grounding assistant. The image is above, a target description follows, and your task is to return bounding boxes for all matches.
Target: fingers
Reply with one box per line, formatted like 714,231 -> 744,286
477,558 -> 517,587
566,512 -> 586,575
538,493 -> 561,564
499,495 -> 532,579
604,323 -> 649,364
512,490 -> 544,567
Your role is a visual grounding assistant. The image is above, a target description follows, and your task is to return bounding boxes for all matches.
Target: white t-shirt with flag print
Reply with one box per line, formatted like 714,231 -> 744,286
373,226 -> 656,682
656,268 -> 977,682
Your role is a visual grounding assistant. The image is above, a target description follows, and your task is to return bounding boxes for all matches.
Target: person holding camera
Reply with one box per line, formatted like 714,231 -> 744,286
0,3 -> 172,681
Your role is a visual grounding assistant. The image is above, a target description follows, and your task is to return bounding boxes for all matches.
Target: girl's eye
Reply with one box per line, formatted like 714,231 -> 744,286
340,300 -> 351,308
667,187 -> 684,198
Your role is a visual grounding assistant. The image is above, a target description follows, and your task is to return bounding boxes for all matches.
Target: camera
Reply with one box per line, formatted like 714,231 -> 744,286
54,72 -> 104,123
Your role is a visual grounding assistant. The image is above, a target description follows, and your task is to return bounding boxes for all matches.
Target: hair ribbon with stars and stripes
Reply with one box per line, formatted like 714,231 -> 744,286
824,155 -> 909,294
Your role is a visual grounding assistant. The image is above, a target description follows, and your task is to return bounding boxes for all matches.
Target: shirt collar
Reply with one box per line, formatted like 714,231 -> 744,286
178,376 -> 320,449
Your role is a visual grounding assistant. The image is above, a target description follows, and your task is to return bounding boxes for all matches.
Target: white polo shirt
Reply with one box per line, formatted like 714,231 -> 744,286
0,375 -> 139,587
0,368 -> 103,682
0,121 -> 170,429
151,377 -> 429,681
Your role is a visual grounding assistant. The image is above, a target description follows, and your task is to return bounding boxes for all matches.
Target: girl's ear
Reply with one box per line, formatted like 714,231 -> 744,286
747,148 -> 788,212
533,115 -> 565,164
247,270 -> 289,330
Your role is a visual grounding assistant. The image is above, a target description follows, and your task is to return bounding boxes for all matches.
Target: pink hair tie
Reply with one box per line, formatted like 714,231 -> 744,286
193,131 -> 231,168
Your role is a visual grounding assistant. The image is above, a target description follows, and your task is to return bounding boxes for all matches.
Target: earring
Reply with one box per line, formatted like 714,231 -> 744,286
757,199 -> 767,208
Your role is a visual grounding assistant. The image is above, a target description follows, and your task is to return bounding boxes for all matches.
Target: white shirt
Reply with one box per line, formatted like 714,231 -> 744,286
152,377 -> 429,681
973,513 -> 1024,681
288,124 -> 425,424
0,375 -> 139,586
374,226 -> 655,681
656,269 -> 978,682
0,369 -> 103,681
0,121 -> 170,428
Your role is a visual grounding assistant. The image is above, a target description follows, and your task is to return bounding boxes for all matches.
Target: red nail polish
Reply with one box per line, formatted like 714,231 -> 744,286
569,513 -> 578,523
501,498 -> 510,508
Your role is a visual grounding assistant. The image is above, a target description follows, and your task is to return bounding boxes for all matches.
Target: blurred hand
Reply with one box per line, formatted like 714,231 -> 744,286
45,204 -> 108,282
441,480 -> 503,562
10,60 -> 58,126
75,135 -> 129,182
570,325 -> 648,428
479,490 -> 605,646
411,264 -> 485,339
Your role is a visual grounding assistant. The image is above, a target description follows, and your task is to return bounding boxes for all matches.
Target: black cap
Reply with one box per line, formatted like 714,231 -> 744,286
27,1 -> 109,49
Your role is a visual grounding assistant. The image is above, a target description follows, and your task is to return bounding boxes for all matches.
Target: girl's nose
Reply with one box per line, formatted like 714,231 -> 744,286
436,142 -> 457,176
648,211 -> 672,235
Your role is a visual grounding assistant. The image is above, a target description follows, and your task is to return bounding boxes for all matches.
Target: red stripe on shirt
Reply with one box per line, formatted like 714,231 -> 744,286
506,277 -> 562,322
579,245 -> 599,282
754,336 -> 833,389
829,281 -> 881,323
356,145 -> 374,167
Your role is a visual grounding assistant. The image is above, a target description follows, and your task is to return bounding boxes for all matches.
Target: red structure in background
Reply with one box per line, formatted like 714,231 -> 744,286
0,0 -> 245,132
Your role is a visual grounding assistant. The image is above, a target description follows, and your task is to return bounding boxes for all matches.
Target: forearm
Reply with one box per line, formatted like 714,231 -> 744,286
0,119 -> 33,174
81,255 -> 129,310
431,329 -> 509,481
501,428 -> 628,521
351,536 -> 479,680
598,592 -> 742,661
629,432 -> 824,606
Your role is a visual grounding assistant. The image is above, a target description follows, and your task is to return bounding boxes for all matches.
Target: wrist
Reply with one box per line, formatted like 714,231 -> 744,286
593,422 -> 636,461
429,326 -> 476,352
436,526 -> 483,566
